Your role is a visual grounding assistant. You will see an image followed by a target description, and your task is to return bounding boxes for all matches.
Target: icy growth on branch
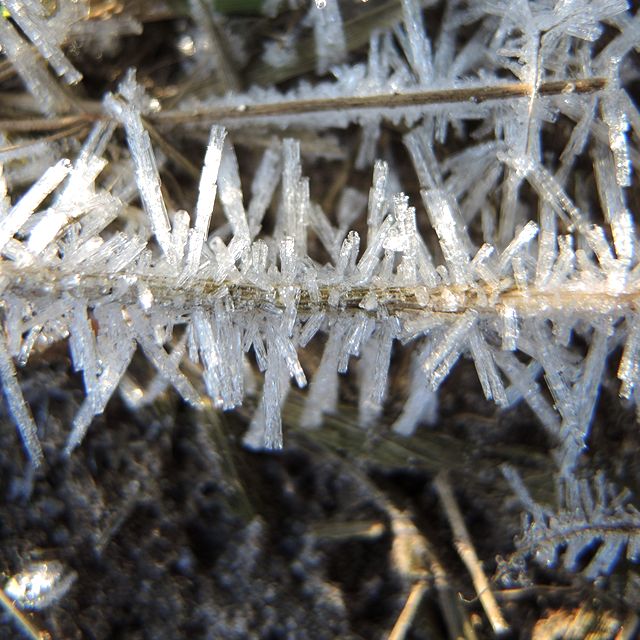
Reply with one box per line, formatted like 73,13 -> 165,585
0,1 -> 637,482
0,0 -> 92,115
2,106 -> 637,461
503,466 -> 640,580
104,80 -> 176,267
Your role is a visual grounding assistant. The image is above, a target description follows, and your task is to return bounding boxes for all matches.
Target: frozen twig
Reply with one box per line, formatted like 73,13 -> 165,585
0,77 -> 608,132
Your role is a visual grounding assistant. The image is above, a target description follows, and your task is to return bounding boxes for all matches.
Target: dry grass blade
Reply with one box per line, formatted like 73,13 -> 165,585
0,588 -> 48,640
435,472 -> 510,636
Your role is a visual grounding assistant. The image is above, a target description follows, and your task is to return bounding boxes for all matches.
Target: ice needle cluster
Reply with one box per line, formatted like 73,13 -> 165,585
0,0 -> 639,583
502,465 -> 640,580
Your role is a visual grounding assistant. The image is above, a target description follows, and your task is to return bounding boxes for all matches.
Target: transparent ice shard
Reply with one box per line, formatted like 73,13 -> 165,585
404,125 -> 442,190
358,319 -> 398,426
4,0 -> 82,85
535,204 -> 557,288
172,210 -> 191,264
583,224 -> 617,275
498,220 -> 538,275
336,188 -> 367,241
192,308 -> 226,409
245,335 -> 290,451
399,0 -> 432,85
0,158 -> 71,253
104,235 -> 146,273
392,376 -> 438,436
298,312 -> 325,348
557,97 -> 596,180
217,136 -> 250,263
248,146 -> 281,238
356,121 -> 381,170
498,167 -> 524,250
0,16 -> 70,114
0,330 -> 43,467
28,190 -> 116,257
548,234 -> 576,288
422,311 -> 476,391
522,159 -> 586,233
192,306 -> 243,411
104,91 -> 176,266
470,243 -> 499,286
281,139 -> 308,254
560,327 -> 609,474
369,161 -> 391,225
270,323 -> 306,389
601,89 -> 631,187
338,314 -> 374,374
191,126 -> 226,268
495,351 -> 561,437
618,316 -> 640,399
500,306 -> 518,352
68,301 -> 100,398
128,308 -> 200,407
593,144 -> 634,268
301,320 -> 345,428
65,306 -> 136,456
262,353 -> 284,449
583,536 -> 626,580
468,328 -> 508,405
421,189 -> 472,285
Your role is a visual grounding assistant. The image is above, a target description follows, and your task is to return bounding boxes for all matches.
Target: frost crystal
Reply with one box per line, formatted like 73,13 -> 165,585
503,466 -> 640,580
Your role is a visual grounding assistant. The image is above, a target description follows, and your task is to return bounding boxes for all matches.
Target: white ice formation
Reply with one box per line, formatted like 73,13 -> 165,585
0,0 -> 638,500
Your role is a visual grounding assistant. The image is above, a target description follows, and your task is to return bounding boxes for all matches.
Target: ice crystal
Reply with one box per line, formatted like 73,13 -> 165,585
503,465 -> 640,580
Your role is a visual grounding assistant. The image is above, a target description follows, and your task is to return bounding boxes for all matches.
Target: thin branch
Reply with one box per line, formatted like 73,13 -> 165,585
0,123 -> 90,153
0,589 -> 47,640
0,77 -> 607,132
435,472 -> 510,636
143,117 -> 201,179
388,504 -> 476,640
153,77 -> 607,126
0,114 -> 99,133
2,264 -> 637,320
388,580 -> 429,640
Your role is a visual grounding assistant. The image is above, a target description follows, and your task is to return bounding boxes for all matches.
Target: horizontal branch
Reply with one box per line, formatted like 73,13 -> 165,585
3,263 -> 636,323
153,77 -> 608,127
0,77 -> 608,133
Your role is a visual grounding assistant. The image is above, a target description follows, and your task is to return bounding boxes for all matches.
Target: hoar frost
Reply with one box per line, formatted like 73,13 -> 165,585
0,0 -> 639,589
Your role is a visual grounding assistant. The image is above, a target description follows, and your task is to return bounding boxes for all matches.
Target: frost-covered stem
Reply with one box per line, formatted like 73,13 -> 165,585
0,77 -> 607,132
153,77 -> 608,126
3,263 -> 637,319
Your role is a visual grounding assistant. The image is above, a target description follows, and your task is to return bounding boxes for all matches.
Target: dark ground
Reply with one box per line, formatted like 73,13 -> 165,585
1,351 -> 638,639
